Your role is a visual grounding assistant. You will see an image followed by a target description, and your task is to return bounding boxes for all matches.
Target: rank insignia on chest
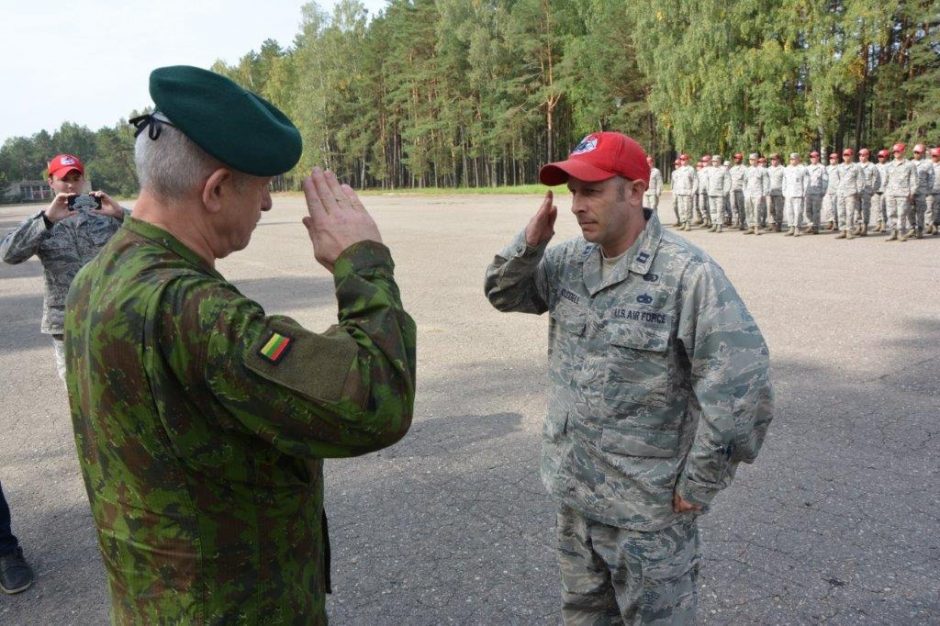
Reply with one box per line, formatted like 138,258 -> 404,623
259,331 -> 292,363
637,252 -> 650,263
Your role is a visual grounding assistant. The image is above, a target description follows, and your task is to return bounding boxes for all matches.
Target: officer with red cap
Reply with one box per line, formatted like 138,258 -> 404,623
669,158 -> 682,227
743,153 -> 769,234
671,153 -> 699,230
856,148 -> 880,236
643,156 -> 664,219
873,149 -> 891,231
696,157 -> 711,226
803,151 -> 828,234
823,153 -> 842,230
928,147 -> 940,234
883,143 -> 918,241
766,154 -> 785,231
835,149 -> 864,239
0,154 -> 127,378
485,131 -> 772,625
911,144 -> 936,238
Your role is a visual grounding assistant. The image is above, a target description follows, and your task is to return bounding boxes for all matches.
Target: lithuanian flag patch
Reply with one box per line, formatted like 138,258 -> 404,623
259,331 -> 293,364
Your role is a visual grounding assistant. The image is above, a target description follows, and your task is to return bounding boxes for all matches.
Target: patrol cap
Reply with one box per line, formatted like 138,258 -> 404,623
757,157 -> 767,164
913,143 -> 925,154
539,132 -> 650,187
859,148 -> 870,156
892,143 -> 906,153
749,152 -> 759,160
842,148 -> 854,156
877,149 -> 889,158
809,150 -> 820,158
48,154 -> 84,179
711,154 -> 722,162
146,65 -> 302,176
789,152 -> 799,160
770,153 -> 780,160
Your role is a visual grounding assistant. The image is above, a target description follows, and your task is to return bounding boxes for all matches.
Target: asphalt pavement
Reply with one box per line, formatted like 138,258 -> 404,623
0,193 -> 937,624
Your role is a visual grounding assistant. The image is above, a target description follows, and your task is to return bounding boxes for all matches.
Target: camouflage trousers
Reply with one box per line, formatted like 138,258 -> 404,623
804,194 -> 824,228
784,197 -> 803,229
708,196 -> 725,226
823,194 -> 839,227
676,195 -> 694,225
555,505 -> 699,625
744,195 -> 763,229
696,193 -> 708,221
838,194 -> 859,232
52,334 -> 66,382
729,190 -> 745,226
912,194 -> 929,230
643,193 -> 661,213
927,193 -> 940,225
670,194 -> 680,224
767,195 -> 784,226
857,191 -> 872,227
873,192 -> 887,224
886,195 -> 912,232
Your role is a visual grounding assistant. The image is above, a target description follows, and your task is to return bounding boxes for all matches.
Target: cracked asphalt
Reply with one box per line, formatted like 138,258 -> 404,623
1,192 -> 937,624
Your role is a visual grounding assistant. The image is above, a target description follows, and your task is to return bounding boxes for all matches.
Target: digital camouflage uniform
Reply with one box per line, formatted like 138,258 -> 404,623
766,164 -> 785,228
874,161 -> 890,227
837,163 -> 864,234
912,158 -> 936,234
729,163 -> 748,228
804,163 -> 827,231
484,212 -> 773,624
884,159 -> 918,236
744,165 -> 769,230
65,218 -> 417,625
858,161 -> 880,229
782,164 -> 808,233
928,159 -> 940,229
644,167 -> 663,213
671,165 -> 698,229
823,162 -> 842,228
696,167 -> 710,225
706,165 -> 731,231
0,206 -> 125,378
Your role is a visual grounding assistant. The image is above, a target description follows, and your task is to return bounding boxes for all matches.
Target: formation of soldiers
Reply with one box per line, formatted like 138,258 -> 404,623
645,144 -> 940,240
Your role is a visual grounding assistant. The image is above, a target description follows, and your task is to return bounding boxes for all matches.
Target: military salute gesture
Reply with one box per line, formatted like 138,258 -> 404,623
525,190 -> 559,246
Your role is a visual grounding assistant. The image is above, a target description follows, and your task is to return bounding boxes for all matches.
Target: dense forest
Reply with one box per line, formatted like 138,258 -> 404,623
1,0 -> 937,198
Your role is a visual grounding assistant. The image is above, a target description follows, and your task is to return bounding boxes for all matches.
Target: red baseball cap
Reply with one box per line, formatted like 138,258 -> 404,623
47,154 -> 84,179
842,148 -> 854,156
913,143 -> 925,154
757,157 -> 767,163
539,132 -> 650,187
810,151 -> 820,157
931,147 -> 940,158
679,153 -> 689,161
892,143 -> 906,153
877,149 -> 889,158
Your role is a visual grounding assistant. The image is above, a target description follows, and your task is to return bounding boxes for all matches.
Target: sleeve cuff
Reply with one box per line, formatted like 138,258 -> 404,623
333,240 -> 394,281
675,474 -> 722,508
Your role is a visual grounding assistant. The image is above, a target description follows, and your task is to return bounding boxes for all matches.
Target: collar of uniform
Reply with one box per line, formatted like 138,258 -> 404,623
582,209 -> 661,296
123,216 -> 222,278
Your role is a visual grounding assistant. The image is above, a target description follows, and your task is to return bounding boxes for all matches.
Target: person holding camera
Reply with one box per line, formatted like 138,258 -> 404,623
0,154 -> 127,380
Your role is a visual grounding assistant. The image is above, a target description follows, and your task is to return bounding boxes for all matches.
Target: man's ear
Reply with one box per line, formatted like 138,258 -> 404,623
631,179 -> 648,202
202,169 -> 232,214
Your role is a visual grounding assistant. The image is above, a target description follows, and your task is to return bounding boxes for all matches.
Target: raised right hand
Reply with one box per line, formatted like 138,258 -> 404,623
44,193 -> 78,224
525,191 -> 557,247
302,167 -> 382,273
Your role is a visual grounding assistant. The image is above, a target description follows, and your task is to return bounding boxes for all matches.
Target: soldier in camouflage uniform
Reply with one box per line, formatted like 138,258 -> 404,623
64,66 -> 417,625
485,131 -> 773,625
873,149 -> 890,232
911,144 -> 935,239
928,147 -> 940,235
766,154 -> 785,231
0,153 -> 127,380
883,143 -> 919,241
823,153 -> 842,231
669,158 -> 682,227
782,153 -> 808,237
644,156 -> 663,218
707,155 -> 731,233
836,149 -> 864,240
729,153 -> 747,230
743,153 -> 769,235
695,159 -> 710,227
672,154 -> 698,231
856,148 -> 879,236
802,151 -> 827,234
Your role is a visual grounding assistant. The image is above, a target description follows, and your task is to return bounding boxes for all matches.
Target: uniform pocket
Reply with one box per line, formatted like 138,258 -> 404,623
605,323 -> 671,408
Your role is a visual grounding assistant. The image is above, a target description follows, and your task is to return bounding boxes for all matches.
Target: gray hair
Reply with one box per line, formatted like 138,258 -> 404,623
134,116 -> 224,200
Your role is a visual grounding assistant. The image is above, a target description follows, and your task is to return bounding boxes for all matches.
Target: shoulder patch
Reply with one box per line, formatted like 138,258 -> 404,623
259,331 -> 293,364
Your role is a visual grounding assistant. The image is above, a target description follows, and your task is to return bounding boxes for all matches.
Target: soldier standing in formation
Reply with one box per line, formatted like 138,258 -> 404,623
485,131 -> 773,624
883,143 -> 919,241
873,149 -> 891,232
836,149 -> 864,240
742,153 -> 769,235
707,155 -> 731,232
729,153 -> 747,230
803,151 -> 827,235
669,158 -> 682,227
766,154 -> 785,231
672,153 -> 698,231
696,158 -> 710,227
782,153 -> 808,237
911,144 -> 936,239
644,156 -> 663,218
928,148 -> 940,234
824,153 -> 842,231
856,148 -> 880,236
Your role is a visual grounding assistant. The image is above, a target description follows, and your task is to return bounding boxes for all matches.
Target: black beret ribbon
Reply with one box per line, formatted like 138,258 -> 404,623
129,113 -> 175,140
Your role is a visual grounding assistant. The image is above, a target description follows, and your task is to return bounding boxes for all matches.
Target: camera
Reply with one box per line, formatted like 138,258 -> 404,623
67,194 -> 102,211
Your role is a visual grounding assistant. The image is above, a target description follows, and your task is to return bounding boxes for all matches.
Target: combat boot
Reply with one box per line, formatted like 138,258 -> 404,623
784,227 -> 794,236
885,229 -> 898,241
859,224 -> 868,237
742,226 -> 753,235
754,225 -> 761,235
774,224 -> 782,232
0,548 -> 34,595
926,224 -> 936,235
899,230 -> 911,242
825,220 -> 835,231
692,217 -> 702,226
846,230 -> 856,240
835,231 -> 846,239
716,224 -> 723,233
876,222 -> 885,233
915,228 -> 923,239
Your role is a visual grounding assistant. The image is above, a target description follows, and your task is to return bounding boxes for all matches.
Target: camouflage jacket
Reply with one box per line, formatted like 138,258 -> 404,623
826,164 -> 842,196
706,167 -> 731,196
744,166 -> 769,197
729,165 -> 748,191
858,161 -> 880,193
646,168 -> 663,196
913,159 -> 935,195
696,168 -> 710,195
484,212 -> 773,531
767,165 -> 785,195
670,166 -> 697,196
0,207 -> 125,334
883,159 -> 918,196
782,165 -> 808,198
805,164 -> 828,196
837,163 -> 865,196
65,217 -> 416,625
932,162 -> 940,193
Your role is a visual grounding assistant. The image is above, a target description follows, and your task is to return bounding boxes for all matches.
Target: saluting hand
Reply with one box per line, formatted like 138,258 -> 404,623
302,167 -> 382,273
525,190 -> 558,247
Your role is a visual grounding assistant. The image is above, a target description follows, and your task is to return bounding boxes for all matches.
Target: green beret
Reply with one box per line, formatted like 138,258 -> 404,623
149,65 -> 302,177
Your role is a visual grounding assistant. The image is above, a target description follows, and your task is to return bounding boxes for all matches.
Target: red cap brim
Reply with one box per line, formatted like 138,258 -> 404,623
539,159 -> 616,186
49,166 -> 83,179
